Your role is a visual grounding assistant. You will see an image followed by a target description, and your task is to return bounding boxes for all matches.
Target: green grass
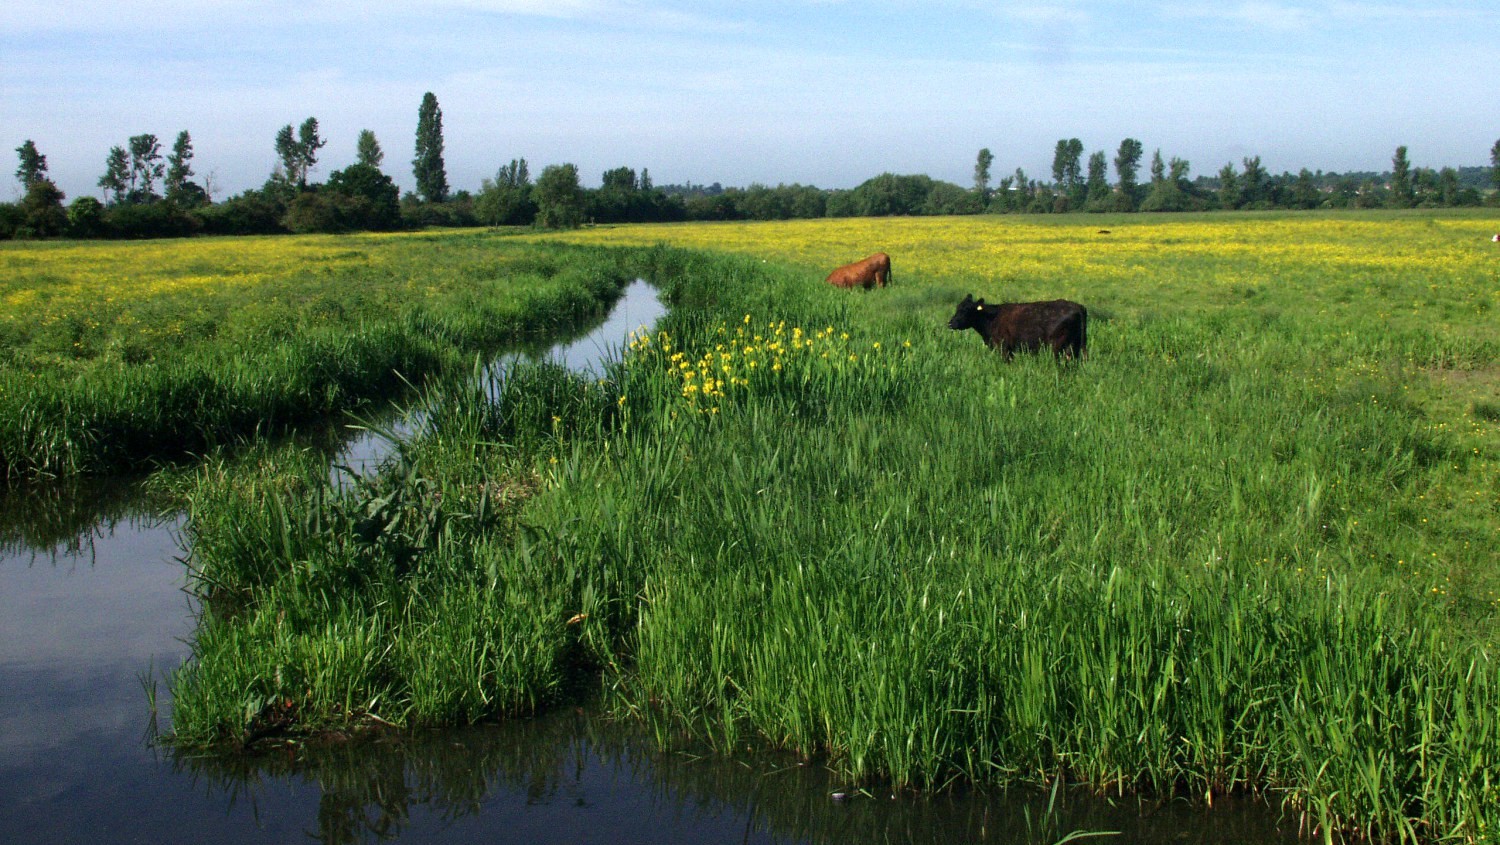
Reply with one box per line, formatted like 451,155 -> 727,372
0,235 -> 635,478
144,221 -> 1500,843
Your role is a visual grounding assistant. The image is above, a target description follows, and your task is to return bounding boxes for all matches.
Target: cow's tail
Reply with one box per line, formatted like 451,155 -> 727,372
1077,307 -> 1088,359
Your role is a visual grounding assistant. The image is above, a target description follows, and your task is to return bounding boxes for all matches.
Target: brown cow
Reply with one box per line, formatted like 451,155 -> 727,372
825,252 -> 891,290
947,294 -> 1087,360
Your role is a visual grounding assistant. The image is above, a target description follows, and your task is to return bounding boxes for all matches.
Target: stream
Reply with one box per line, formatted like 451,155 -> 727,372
0,281 -> 1303,844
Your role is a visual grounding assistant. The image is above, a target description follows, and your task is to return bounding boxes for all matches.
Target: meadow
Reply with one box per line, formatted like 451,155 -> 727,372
7,212 -> 1497,841
0,231 -> 636,478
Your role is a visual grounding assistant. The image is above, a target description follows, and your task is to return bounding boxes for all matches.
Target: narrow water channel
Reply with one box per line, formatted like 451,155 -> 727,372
0,280 -> 1303,845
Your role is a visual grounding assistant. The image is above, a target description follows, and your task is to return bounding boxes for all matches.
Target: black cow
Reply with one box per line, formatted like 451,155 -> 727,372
947,294 -> 1087,360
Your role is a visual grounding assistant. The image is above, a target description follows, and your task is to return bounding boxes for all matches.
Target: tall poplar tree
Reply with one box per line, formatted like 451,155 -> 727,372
15,140 -> 47,189
1084,151 -> 1110,210
165,130 -> 200,204
413,92 -> 449,203
1388,145 -> 1413,209
298,118 -> 326,183
357,129 -> 385,169
99,146 -> 129,204
1113,138 -> 1143,210
1051,139 -> 1084,207
973,147 -> 994,202
274,118 -> 325,188
126,134 -> 165,202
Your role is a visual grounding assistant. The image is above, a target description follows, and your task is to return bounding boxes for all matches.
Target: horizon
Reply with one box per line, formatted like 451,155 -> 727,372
4,1 -> 1497,203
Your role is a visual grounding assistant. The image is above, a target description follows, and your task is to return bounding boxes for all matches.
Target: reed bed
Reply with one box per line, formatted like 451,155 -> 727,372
157,217 -> 1500,842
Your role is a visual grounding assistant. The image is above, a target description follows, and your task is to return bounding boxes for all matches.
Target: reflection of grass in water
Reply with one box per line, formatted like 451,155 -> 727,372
171,234 -> 1500,843
0,474 -> 168,557
172,705 -> 1295,845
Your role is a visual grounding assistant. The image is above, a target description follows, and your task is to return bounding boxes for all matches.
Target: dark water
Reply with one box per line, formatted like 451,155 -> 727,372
0,281 -> 1304,845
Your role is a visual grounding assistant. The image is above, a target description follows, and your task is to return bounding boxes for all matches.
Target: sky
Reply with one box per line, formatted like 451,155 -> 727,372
3,1 -> 1497,202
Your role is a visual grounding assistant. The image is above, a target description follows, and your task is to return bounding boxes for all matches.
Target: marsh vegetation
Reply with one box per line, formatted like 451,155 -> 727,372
4,212 -> 1498,842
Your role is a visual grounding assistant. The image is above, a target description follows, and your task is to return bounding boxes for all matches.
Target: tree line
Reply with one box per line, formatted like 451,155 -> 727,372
5,97 -> 1499,240
968,139 -> 1496,215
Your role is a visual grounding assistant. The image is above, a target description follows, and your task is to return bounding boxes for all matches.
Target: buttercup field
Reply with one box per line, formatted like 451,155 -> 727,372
4,210 -> 1497,842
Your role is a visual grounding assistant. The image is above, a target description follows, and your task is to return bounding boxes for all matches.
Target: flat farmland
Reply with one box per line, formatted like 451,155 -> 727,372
7,213 -> 1498,841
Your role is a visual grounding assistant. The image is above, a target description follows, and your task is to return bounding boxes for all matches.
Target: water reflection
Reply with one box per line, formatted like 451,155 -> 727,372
0,475 -> 166,558
525,278 -> 663,378
169,708 -> 1302,845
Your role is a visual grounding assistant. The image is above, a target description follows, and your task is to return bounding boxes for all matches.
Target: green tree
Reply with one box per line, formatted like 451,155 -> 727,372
15,140 -> 47,189
356,129 -> 384,168
67,196 -> 105,237
534,163 -> 583,228
274,118 -> 325,188
1140,152 -> 1193,212
1084,151 -> 1110,211
921,181 -> 982,215
601,166 -> 637,191
1011,167 -> 1033,213
326,163 -> 401,230
848,173 -> 938,216
1051,139 -> 1084,210
1240,156 -> 1270,208
1170,157 -> 1191,184
127,134 -> 165,202
165,131 -> 207,207
1216,162 -> 1239,209
993,175 -> 1015,213
476,158 -> 534,226
274,124 -> 298,185
20,179 -> 67,237
99,146 -> 129,205
298,118 -> 327,185
1388,145 -> 1413,209
1289,168 -> 1321,209
1113,138 -> 1143,210
1328,176 -> 1359,208
413,92 -> 449,203
973,147 -> 994,203
166,131 -> 193,193
1490,139 -> 1500,203
593,166 -> 644,223
1437,167 -> 1460,207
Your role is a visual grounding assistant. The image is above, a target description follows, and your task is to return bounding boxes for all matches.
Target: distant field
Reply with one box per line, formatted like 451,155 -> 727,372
0,232 -> 634,477
540,210 -> 1500,346
536,211 -> 1500,617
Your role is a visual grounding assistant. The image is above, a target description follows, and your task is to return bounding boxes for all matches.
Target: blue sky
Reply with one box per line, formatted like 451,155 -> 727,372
3,1 -> 1496,202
